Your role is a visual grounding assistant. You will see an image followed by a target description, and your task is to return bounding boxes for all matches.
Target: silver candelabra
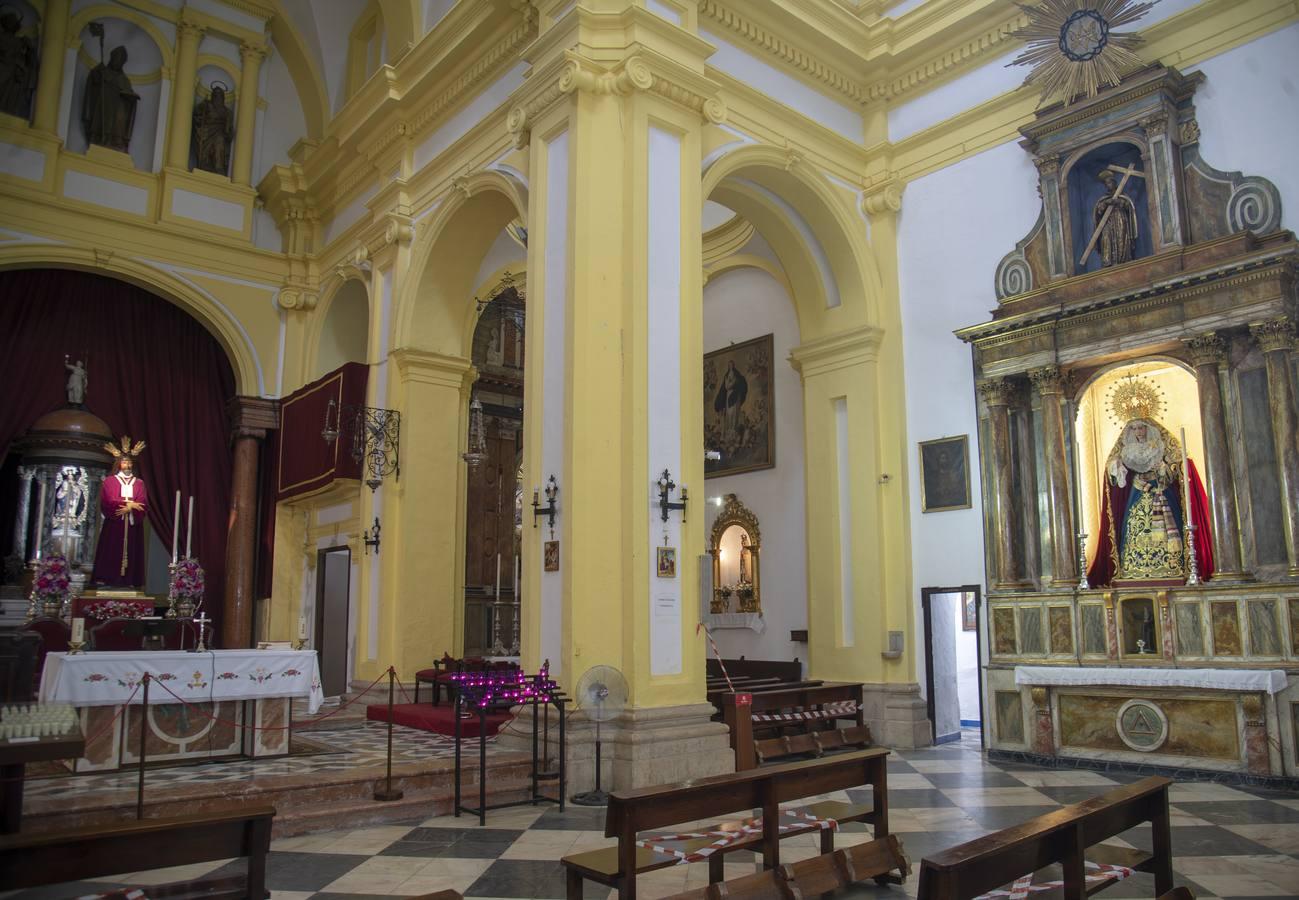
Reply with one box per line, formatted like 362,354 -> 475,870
1077,532 -> 1089,590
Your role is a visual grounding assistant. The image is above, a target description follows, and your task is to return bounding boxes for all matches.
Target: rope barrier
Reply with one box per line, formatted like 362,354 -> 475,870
696,622 -> 735,693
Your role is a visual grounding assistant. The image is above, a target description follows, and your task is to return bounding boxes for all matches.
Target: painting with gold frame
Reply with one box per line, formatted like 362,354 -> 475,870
704,334 -> 775,478
919,435 -> 971,513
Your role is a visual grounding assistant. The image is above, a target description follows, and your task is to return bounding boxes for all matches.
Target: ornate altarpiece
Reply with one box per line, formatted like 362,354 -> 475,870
957,66 -> 1299,780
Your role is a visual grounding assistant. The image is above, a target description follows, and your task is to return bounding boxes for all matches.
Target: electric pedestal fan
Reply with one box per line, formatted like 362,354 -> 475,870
570,664 -> 628,806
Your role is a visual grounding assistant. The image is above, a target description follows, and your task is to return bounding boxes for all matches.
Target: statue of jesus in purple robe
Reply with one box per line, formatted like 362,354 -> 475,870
92,441 -> 149,587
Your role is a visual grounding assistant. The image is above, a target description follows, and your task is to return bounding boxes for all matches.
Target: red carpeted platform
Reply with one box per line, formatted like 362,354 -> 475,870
366,702 -> 510,738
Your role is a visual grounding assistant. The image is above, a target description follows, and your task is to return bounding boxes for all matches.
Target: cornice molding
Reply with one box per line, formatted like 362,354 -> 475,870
789,324 -> 885,377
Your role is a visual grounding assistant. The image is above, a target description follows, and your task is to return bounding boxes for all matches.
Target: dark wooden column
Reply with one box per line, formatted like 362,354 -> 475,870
979,378 -> 1028,589
1250,318 -> 1299,576
1029,365 -> 1076,587
223,397 -> 277,649
1183,332 -> 1246,579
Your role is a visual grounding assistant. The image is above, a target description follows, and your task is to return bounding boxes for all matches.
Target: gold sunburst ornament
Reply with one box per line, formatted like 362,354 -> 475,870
1011,0 -> 1158,105
1108,373 -> 1165,424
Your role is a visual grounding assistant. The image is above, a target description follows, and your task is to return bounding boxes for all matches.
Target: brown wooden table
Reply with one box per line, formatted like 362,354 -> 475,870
0,730 -> 85,833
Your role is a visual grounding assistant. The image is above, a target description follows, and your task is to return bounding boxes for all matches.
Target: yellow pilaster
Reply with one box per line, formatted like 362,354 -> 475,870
165,19 -> 204,171
31,0 -> 70,133
232,42 -> 267,186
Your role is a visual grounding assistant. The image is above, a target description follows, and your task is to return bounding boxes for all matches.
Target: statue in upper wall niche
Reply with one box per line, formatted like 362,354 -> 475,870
1090,168 -> 1140,267
82,44 -> 139,152
0,9 -> 36,119
192,83 -> 233,175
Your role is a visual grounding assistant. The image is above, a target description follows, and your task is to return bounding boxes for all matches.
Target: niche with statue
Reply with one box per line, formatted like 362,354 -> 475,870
709,494 -> 760,616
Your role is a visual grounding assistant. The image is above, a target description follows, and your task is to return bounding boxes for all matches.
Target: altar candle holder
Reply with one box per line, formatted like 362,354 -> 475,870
1186,523 -> 1200,586
1077,532 -> 1090,590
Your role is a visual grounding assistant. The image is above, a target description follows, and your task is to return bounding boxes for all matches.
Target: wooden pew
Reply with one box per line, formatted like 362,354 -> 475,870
720,682 -> 863,770
754,724 -> 873,764
660,834 -> 911,899
706,657 -> 801,683
917,776 -> 1174,900
560,747 -> 892,900
0,806 -> 276,899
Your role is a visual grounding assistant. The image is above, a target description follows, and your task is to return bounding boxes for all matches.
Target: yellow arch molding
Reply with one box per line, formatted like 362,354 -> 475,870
306,273 -> 372,379
269,0 -> 328,139
377,0 -> 418,61
704,253 -> 793,300
0,244 -> 261,396
703,144 -> 883,331
396,170 -> 529,355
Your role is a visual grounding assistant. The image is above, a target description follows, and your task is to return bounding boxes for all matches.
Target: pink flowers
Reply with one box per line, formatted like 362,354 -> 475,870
31,555 -> 71,608
84,600 -> 152,620
169,557 -> 206,602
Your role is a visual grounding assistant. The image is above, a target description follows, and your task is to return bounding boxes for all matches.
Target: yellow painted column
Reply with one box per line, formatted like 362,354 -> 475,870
31,0 -> 70,132
165,19 -> 204,170
231,42 -> 267,186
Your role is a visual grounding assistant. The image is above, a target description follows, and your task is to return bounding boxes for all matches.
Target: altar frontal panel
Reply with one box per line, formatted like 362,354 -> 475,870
1058,692 -> 1238,760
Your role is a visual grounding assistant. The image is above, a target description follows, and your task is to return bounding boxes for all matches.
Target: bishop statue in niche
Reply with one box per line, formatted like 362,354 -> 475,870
82,40 -> 139,152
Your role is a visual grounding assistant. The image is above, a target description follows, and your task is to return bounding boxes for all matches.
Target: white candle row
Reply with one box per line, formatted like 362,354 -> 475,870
171,490 -> 197,563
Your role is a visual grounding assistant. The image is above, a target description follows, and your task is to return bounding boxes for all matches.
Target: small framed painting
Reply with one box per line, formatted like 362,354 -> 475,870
919,435 -> 971,513
543,540 -> 560,572
657,546 -> 677,579
962,592 -> 977,632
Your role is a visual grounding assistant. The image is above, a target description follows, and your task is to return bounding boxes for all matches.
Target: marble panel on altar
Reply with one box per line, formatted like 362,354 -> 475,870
1248,599 -> 1282,657
1081,604 -> 1106,656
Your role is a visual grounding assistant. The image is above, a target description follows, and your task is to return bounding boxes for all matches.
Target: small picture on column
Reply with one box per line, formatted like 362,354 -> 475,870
543,540 -> 559,572
657,546 -> 677,578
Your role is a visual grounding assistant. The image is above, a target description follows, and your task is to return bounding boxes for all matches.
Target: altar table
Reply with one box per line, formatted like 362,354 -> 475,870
38,649 -> 322,772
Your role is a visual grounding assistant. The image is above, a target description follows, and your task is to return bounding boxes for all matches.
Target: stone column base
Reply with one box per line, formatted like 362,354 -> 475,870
858,682 -> 931,749
498,701 -> 734,794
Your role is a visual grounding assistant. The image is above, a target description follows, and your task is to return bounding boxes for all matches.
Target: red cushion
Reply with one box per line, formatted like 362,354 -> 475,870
414,668 -> 439,681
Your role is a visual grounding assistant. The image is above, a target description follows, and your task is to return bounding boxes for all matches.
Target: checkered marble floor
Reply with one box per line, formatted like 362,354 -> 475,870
8,730 -> 1299,900
21,721 -> 504,800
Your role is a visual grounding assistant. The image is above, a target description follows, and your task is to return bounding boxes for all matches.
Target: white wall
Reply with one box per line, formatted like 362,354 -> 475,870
702,265 -> 806,666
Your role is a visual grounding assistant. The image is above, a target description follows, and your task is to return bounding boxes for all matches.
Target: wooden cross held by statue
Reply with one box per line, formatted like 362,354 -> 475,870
1078,162 -> 1146,267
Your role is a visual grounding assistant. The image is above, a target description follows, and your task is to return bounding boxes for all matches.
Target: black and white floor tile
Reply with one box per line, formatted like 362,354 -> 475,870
9,730 -> 1299,899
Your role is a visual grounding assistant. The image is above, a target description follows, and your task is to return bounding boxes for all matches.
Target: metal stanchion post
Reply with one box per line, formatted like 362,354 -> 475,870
136,673 -> 149,820
374,668 -> 403,801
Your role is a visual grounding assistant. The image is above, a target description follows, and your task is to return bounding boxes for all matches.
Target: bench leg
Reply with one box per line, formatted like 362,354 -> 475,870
709,852 -> 724,884
820,827 -> 834,855
565,867 -> 583,900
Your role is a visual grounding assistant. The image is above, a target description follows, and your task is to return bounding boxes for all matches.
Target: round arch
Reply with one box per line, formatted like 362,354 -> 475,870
0,244 -> 262,395
702,145 -> 882,335
309,274 -> 371,379
395,170 -> 528,357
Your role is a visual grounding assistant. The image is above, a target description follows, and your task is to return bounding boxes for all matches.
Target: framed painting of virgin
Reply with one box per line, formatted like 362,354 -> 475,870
704,334 -> 775,478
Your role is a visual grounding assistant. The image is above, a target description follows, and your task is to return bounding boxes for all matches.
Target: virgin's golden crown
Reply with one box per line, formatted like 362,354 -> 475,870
1108,374 -> 1164,423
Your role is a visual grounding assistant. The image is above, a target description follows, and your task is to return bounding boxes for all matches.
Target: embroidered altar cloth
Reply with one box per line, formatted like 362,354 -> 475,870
1014,665 -> 1287,694
40,649 -> 324,713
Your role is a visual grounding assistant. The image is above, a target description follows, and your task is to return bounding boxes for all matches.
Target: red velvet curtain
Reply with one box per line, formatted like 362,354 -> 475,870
0,269 -> 235,634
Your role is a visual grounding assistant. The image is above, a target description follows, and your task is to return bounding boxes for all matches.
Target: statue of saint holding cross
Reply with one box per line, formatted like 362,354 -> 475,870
1082,163 -> 1144,268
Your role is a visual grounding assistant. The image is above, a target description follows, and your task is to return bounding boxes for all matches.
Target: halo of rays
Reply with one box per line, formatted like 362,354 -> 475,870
1011,0 -> 1158,105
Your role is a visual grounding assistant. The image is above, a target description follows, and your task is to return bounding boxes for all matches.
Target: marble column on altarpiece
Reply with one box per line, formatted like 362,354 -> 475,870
222,397 -> 277,649
1029,365 -> 1077,587
1250,318 -> 1299,575
1183,332 -> 1247,578
979,378 -> 1028,589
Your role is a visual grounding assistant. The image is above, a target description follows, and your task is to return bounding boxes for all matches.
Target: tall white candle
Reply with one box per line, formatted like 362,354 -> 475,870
171,490 -> 181,564
185,495 -> 194,558
71,617 -> 85,644
299,616 -> 307,641
1179,427 -> 1191,520
34,478 -> 46,560
495,553 -> 501,601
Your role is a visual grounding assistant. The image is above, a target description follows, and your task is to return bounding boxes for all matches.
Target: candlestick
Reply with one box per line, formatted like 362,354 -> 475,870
299,616 -> 307,640
1179,427 -> 1191,581
33,477 -> 46,560
185,495 -> 194,558
172,490 -> 181,563
495,552 -> 501,601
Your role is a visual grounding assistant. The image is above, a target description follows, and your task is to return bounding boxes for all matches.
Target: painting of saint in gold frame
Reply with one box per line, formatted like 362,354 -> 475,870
704,334 -> 775,478
919,435 -> 972,513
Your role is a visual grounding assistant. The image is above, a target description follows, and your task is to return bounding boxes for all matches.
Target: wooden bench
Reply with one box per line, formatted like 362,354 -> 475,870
707,657 -> 802,683
720,682 -> 864,770
561,747 -> 892,900
917,776 -> 1174,900
0,805 -> 276,899
754,724 -> 873,764
660,833 -> 911,899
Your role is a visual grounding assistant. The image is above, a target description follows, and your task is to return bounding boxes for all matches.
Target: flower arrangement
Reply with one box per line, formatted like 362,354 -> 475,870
30,555 -> 72,618
82,599 -> 153,621
168,557 -> 205,617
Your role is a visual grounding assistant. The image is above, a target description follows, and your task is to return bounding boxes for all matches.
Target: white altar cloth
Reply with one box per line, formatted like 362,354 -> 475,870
40,649 -> 324,713
1014,665 -> 1287,695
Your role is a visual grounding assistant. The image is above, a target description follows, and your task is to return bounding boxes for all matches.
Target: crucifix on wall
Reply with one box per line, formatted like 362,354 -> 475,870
1079,162 -> 1145,268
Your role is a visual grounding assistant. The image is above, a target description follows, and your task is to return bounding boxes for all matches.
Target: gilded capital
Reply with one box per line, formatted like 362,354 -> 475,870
1033,155 -> 1060,178
1028,365 -> 1065,396
1140,112 -> 1169,137
1183,332 -> 1226,367
1250,317 -> 1297,354
240,41 -> 269,64
176,20 -> 206,44
978,377 -> 1013,408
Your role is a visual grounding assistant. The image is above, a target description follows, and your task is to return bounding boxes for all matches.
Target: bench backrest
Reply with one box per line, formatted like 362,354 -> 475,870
0,805 -> 276,892
605,747 -> 888,837
918,776 -> 1171,900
